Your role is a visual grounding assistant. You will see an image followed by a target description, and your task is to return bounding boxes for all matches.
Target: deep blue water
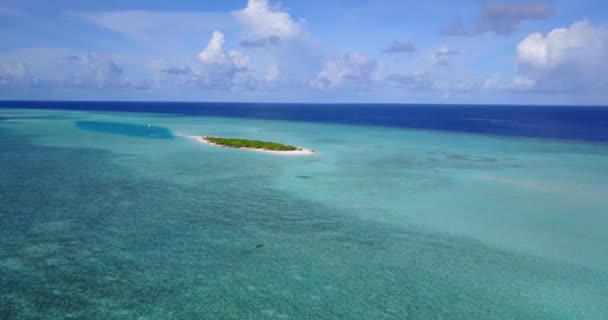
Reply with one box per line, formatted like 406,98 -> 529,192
1,100 -> 608,142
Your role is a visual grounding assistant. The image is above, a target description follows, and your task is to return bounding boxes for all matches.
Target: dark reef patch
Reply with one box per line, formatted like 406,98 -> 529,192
75,121 -> 173,139
446,153 -> 498,163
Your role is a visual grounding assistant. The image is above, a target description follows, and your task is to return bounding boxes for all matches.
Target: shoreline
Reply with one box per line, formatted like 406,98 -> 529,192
179,134 -> 316,156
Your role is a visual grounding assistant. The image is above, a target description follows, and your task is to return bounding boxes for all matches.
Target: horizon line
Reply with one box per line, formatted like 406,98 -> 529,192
1,99 -> 607,108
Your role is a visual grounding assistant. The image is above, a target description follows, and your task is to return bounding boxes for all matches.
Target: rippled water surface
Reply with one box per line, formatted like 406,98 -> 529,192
1,107 -> 607,319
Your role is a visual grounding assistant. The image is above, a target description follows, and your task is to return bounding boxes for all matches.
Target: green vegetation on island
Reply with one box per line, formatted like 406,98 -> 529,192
204,136 -> 300,151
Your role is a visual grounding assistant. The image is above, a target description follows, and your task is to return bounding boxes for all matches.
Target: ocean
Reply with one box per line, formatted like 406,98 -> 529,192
1,101 -> 607,319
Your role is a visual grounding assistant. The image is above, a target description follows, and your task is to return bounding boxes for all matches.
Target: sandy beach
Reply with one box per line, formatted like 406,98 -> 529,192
180,134 -> 316,156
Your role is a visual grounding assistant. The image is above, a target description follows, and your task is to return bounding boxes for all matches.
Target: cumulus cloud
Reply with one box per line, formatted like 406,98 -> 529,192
312,53 -> 380,89
55,53 -> 147,90
441,1 -> 555,36
228,50 -> 250,71
312,52 -> 475,94
432,74 -> 478,92
483,74 -> 537,91
0,62 -> 34,88
64,53 -> 152,90
483,20 -> 608,93
517,20 -> 605,68
62,53 -> 124,88
182,30 -> 251,89
386,72 -> 431,90
234,0 -> 301,47
0,50 -> 150,90
483,74 -> 508,90
383,41 -> 417,54
198,31 -> 226,64
514,20 -> 608,92
73,11 -> 232,55
162,30 -> 280,91
265,64 -> 280,83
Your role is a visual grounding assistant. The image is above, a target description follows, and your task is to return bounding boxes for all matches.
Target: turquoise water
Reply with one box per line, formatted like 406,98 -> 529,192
1,108 -> 607,319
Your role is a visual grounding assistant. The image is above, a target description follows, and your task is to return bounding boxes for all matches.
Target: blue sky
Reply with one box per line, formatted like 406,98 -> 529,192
0,0 -> 607,105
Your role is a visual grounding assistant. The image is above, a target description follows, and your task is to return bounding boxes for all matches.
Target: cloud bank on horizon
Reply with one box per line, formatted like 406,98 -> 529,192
0,0 -> 607,105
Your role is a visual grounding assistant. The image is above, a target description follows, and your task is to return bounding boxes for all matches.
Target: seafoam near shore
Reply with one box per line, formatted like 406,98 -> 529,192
179,134 -> 316,156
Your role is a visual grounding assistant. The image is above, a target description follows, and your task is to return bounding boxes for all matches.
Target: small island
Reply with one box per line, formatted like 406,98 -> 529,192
204,136 -> 299,151
179,134 -> 315,156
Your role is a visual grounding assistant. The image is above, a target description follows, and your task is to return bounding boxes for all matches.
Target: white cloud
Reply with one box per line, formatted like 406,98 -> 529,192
167,30 -> 279,91
516,33 -> 547,67
485,20 -> 608,94
312,53 -> 380,89
198,31 -> 229,64
265,64 -> 280,82
234,0 -> 301,45
73,11 -> 233,56
483,74 -> 502,89
186,31 -> 251,90
73,5 -> 318,94
512,76 -> 536,91
0,49 -> 150,90
483,74 -> 537,92
229,50 -> 250,71
515,20 -> 608,92
432,75 -> 477,92
386,72 -> 431,90
65,53 -> 124,89
312,51 -> 477,94
517,20 -> 606,68
0,62 -> 33,88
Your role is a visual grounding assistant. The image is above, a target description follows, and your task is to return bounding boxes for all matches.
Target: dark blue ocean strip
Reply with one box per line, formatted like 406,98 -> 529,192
2,101 -> 608,143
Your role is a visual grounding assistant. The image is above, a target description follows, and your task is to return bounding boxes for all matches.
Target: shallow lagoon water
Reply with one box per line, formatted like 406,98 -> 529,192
1,107 -> 607,319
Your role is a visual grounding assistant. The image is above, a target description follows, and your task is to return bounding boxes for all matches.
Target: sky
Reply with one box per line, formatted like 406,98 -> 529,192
0,0 -> 607,105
